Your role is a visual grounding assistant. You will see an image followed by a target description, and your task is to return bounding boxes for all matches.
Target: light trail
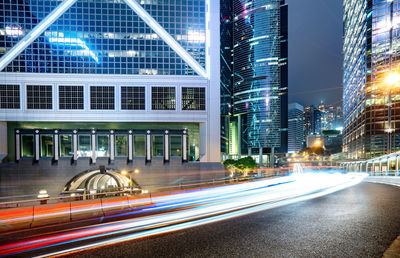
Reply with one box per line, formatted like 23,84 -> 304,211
0,172 -> 367,257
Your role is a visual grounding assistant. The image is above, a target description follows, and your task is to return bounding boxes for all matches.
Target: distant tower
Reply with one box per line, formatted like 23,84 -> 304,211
226,0 -> 288,166
288,103 -> 304,153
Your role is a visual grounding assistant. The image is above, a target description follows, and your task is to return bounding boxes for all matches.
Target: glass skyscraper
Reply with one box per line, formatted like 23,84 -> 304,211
343,0 -> 400,159
0,0 -> 221,164
221,0 -> 287,165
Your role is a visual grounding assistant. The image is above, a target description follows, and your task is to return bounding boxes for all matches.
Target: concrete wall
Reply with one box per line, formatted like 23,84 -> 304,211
0,159 -> 227,198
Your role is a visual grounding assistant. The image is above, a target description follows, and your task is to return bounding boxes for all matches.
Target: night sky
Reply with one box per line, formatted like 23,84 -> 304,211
286,0 -> 343,107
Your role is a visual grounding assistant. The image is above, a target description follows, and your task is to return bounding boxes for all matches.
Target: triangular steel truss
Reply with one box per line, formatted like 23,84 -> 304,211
0,0 -> 207,78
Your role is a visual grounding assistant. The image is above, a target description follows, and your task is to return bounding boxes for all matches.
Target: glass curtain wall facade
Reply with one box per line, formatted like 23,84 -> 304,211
288,103 -> 304,153
344,0 -> 400,159
220,0 -> 233,157
227,0 -> 287,162
0,0 -> 206,76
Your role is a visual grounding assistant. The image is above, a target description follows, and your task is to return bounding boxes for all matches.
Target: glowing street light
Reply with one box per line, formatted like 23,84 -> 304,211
384,71 -> 400,154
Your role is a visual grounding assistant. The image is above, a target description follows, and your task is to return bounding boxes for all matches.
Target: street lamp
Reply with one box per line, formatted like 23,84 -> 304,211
121,169 -> 140,193
384,72 -> 400,154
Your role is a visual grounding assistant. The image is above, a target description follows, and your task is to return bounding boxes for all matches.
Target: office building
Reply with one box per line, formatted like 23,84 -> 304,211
288,102 -> 304,153
0,0 -> 222,196
343,0 -> 400,159
304,105 -> 322,137
222,0 -> 288,165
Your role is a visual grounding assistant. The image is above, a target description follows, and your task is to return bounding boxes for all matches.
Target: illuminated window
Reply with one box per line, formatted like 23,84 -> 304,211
97,135 -> 109,157
152,87 -> 175,110
90,86 -> 115,110
27,85 -> 52,109
121,86 -> 145,110
170,135 -> 182,157
152,135 -> 164,157
59,85 -> 84,110
78,135 -> 91,157
0,85 -> 20,109
182,87 -> 205,110
115,135 -> 128,156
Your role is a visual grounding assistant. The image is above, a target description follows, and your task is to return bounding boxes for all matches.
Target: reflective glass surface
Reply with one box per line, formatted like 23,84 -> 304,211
134,135 -> 145,157
115,135 -> 127,157
1,0 -> 206,75
78,134 -> 91,157
152,135 -> 163,157
40,134 -> 53,157
97,134 -> 109,157
21,134 -> 34,157
60,134 -> 72,157
170,135 -> 181,157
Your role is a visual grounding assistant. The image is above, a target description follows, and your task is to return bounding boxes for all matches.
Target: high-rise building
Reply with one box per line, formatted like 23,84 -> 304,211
304,105 -> 322,137
221,0 -> 288,165
318,103 -> 343,131
0,0 -> 221,195
288,103 -> 304,153
343,0 -> 400,159
220,0 -> 233,158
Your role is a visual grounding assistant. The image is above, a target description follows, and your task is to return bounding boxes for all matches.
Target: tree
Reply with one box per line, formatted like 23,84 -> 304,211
222,159 -> 237,177
234,157 -> 258,177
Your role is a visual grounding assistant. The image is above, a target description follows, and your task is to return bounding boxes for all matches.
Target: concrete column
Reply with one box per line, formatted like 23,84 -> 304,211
34,130 -> 40,162
182,130 -> 188,162
379,160 -> 382,173
271,147 -> 275,168
248,147 -> 251,157
91,130 -> 96,164
73,130 -> 78,161
146,130 -> 151,162
53,130 -> 59,162
15,129 -> 20,162
110,130 -> 115,162
259,147 -> 263,167
128,130 -> 133,163
164,130 -> 169,162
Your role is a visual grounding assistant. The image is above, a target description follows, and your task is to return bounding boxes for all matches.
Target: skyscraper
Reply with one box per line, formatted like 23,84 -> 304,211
0,1 -> 220,165
343,0 -> 400,159
304,105 -> 322,137
288,103 -> 304,153
222,0 -> 288,165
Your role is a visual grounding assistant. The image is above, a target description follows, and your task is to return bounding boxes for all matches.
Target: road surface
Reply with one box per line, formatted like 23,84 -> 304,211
18,181 -> 400,257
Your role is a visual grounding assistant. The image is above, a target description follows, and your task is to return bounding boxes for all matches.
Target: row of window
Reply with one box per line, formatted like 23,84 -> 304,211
20,134 -> 183,158
0,85 -> 206,111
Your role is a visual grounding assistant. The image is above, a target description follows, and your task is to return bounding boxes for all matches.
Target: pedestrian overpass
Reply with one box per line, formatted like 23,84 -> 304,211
341,151 -> 400,176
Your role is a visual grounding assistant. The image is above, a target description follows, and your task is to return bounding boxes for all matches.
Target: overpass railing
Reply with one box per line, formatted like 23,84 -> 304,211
0,168 -> 292,209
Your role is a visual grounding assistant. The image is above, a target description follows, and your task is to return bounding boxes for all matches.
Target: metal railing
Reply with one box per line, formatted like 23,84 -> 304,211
0,169 -> 293,209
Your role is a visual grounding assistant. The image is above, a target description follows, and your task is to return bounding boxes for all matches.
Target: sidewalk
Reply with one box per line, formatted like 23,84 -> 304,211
364,176 -> 400,187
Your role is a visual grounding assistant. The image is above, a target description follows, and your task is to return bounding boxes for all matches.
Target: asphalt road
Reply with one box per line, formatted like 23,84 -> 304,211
63,182 -> 400,258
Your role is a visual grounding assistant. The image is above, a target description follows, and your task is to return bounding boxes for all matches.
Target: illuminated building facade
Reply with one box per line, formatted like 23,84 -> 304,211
0,0 -> 220,164
225,0 -> 288,165
288,102 -> 304,153
343,0 -> 400,159
304,105 -> 322,137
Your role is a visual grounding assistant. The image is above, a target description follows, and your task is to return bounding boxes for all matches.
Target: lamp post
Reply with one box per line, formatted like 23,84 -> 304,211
384,72 -> 400,154
121,169 -> 140,194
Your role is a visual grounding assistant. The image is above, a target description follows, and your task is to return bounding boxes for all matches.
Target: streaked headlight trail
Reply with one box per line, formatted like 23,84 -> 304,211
0,172 -> 367,257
